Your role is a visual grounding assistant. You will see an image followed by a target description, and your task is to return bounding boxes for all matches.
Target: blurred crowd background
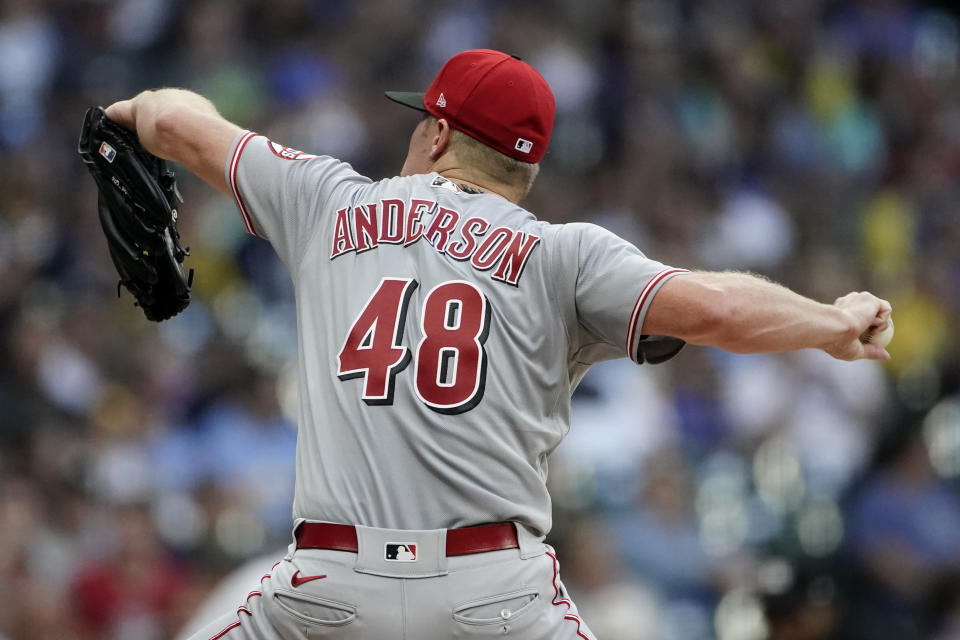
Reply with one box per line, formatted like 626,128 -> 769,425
1,0 -> 959,639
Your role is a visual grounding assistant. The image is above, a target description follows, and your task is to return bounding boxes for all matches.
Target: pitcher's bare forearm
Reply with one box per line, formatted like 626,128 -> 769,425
643,271 -> 892,361
105,89 -> 242,195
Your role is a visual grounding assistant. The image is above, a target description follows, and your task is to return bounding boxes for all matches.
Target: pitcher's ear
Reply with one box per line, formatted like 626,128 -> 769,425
429,118 -> 452,160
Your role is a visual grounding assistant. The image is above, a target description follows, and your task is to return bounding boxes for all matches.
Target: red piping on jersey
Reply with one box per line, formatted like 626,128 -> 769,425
625,268 -> 688,360
546,551 -> 592,640
229,131 -> 259,236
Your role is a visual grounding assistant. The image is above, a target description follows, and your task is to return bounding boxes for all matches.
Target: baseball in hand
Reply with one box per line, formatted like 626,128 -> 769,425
861,318 -> 894,348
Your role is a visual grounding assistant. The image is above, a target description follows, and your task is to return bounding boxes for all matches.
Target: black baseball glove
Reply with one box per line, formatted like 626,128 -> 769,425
78,106 -> 193,321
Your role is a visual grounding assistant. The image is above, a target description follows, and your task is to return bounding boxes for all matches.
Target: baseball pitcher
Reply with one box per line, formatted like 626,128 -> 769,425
103,49 -> 892,640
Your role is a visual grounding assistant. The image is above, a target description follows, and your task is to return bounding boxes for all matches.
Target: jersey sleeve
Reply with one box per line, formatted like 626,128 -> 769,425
553,222 -> 688,366
224,131 -> 371,267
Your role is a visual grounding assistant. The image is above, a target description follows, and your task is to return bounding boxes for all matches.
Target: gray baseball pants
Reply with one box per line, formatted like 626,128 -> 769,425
185,524 -> 595,640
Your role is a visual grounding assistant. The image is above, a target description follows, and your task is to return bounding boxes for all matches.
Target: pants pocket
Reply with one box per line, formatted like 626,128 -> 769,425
272,591 -> 357,627
453,589 -> 540,626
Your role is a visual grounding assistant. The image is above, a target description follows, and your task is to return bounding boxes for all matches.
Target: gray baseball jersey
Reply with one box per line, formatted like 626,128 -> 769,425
225,131 -> 685,538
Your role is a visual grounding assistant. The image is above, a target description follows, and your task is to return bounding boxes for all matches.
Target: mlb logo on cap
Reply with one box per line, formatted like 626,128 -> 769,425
514,138 -> 533,154
385,543 -> 417,562
99,142 -> 117,163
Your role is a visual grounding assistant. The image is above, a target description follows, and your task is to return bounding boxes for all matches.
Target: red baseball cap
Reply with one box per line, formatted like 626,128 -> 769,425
386,49 -> 555,163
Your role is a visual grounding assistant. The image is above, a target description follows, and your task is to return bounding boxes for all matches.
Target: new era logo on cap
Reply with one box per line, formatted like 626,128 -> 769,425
436,93 -> 447,108
385,543 -> 417,562
514,138 -> 533,154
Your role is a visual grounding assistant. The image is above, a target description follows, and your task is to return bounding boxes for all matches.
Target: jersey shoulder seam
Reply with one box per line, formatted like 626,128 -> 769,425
542,224 -> 575,416
542,224 -> 573,343
294,174 -> 368,279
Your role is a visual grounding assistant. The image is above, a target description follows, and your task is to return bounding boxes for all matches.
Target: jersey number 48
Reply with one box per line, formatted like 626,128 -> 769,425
337,277 -> 491,414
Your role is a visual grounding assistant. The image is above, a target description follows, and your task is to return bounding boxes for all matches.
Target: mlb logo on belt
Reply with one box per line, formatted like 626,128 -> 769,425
385,543 -> 417,562
99,142 -> 117,163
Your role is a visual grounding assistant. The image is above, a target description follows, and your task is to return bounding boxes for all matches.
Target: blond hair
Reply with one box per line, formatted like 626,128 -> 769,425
428,116 -> 540,198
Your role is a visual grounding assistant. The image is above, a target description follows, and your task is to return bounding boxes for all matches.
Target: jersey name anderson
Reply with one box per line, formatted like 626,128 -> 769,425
329,194 -> 541,286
